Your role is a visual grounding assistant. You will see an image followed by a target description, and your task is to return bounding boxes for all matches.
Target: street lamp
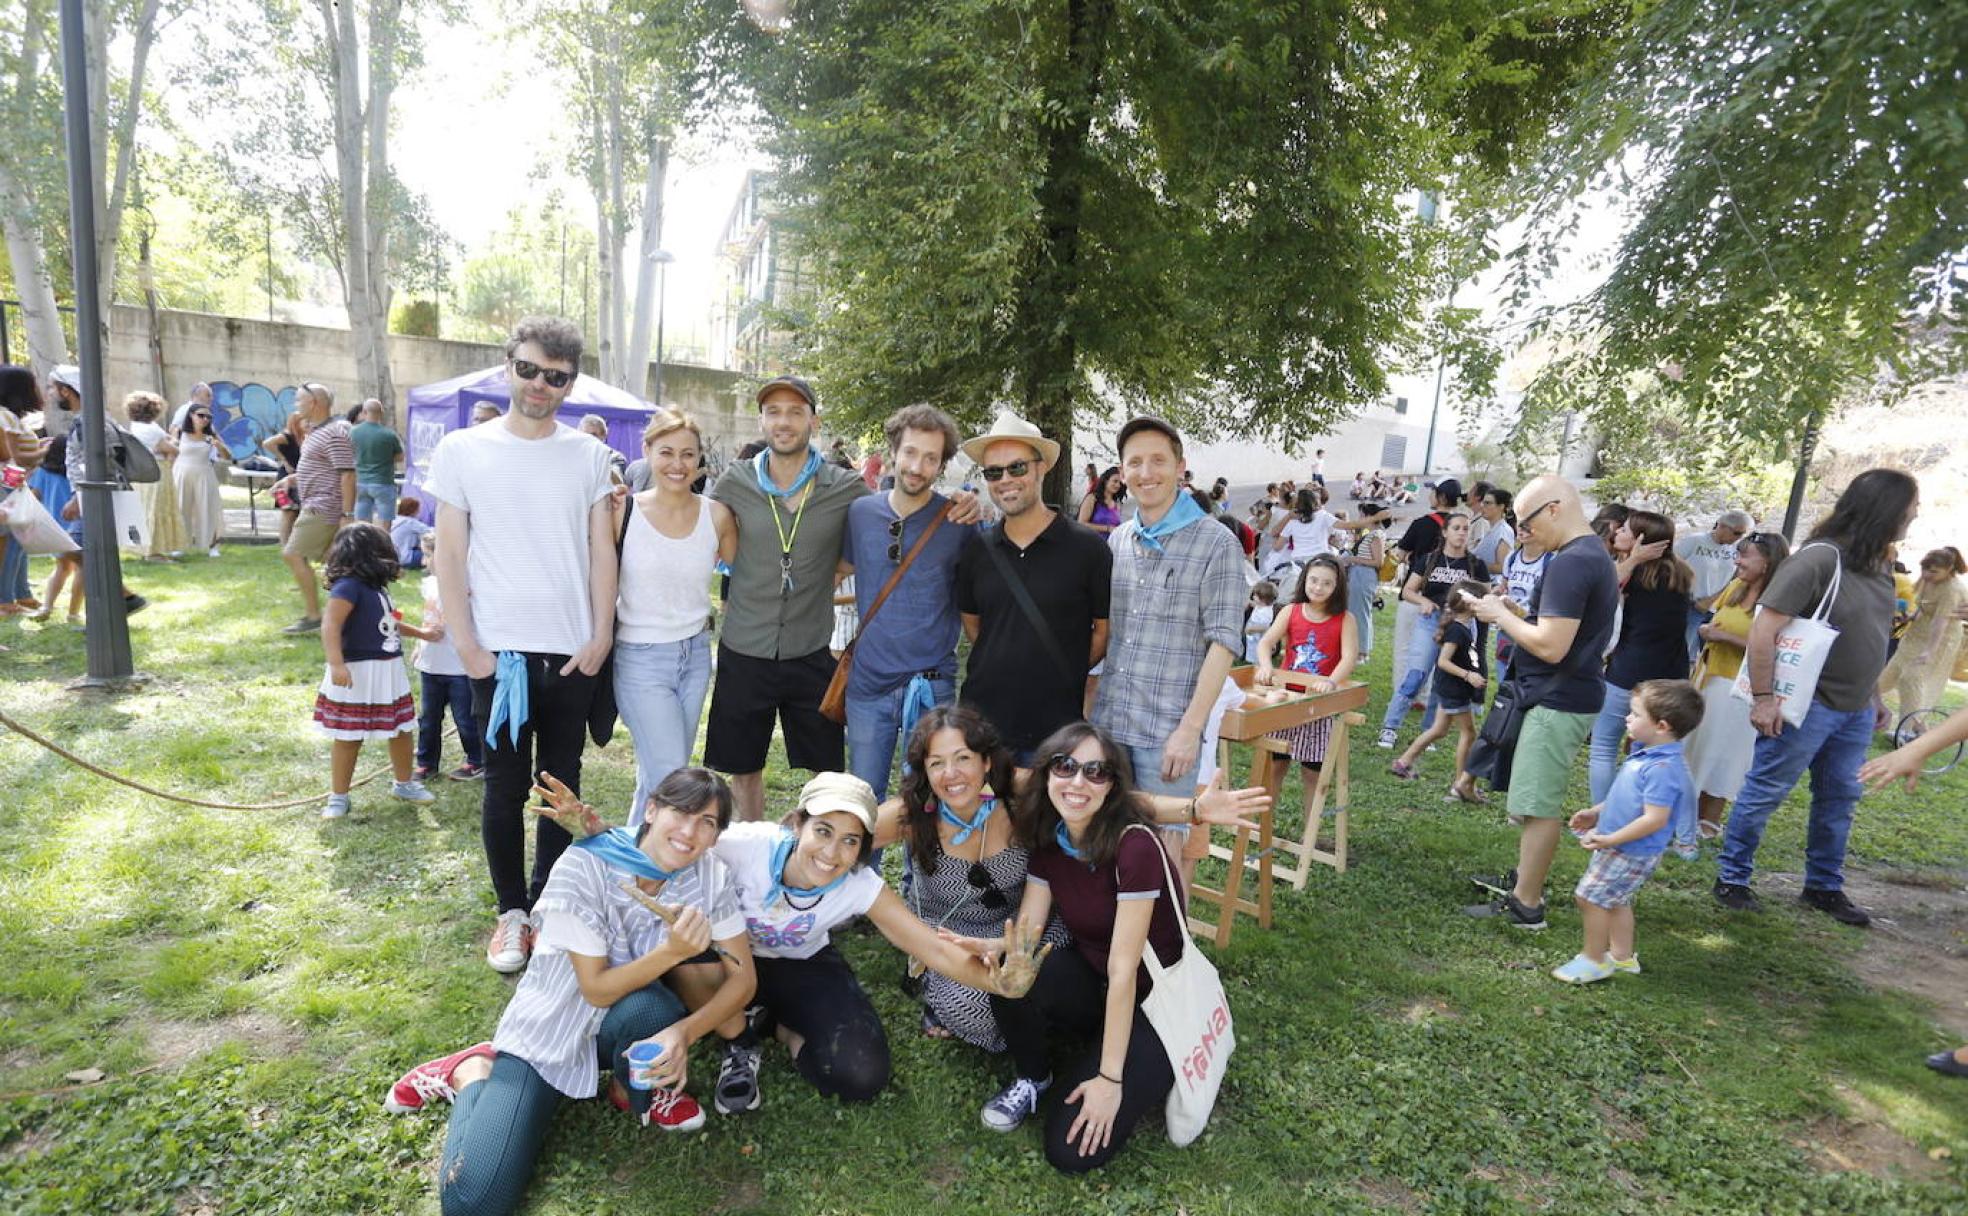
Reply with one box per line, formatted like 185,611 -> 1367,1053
648,249 -> 675,403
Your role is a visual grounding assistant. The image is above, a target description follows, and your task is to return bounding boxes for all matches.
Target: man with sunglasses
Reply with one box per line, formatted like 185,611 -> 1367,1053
836,404 -> 975,803
278,381 -> 357,634
169,382 -> 212,433
956,411 -> 1111,766
425,316 -> 620,973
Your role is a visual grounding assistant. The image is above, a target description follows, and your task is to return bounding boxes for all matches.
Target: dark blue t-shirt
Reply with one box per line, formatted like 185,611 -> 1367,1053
1513,534 -> 1617,713
1432,618 -> 1482,704
840,492 -> 974,696
330,577 -> 402,661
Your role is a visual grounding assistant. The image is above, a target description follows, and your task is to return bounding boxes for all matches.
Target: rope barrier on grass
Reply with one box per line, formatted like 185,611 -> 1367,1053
0,706 -> 456,811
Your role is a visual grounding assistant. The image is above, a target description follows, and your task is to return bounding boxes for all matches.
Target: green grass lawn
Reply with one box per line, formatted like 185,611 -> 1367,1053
1,547 -> 1963,1214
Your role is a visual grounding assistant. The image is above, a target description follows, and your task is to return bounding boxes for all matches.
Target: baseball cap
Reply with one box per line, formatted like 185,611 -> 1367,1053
1116,415 -> 1183,459
755,374 -> 818,411
796,772 -> 877,834
49,365 -> 83,393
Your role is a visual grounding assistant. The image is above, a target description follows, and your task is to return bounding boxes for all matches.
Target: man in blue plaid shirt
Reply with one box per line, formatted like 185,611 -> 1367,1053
1091,416 -> 1247,879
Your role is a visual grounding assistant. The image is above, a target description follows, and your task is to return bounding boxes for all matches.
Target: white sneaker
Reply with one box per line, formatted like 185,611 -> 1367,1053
392,779 -> 437,804
1377,727 -> 1397,749
207,546 -> 221,557
321,794 -> 351,819
486,909 -> 533,973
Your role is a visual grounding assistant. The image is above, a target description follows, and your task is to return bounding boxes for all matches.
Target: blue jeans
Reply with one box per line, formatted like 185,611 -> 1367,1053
1346,578 -> 1376,657
614,631 -> 712,827
0,536 -> 28,602
1587,682 -> 1635,804
1381,610 -> 1442,733
418,671 -> 484,773
353,481 -> 396,523
438,981 -> 686,1216
1684,606 -> 1711,670
846,675 -> 955,802
1716,701 -> 1873,891
1126,741 -> 1197,848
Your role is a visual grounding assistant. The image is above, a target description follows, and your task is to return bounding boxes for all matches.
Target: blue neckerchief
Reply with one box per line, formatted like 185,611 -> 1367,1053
935,795 -> 996,846
486,651 -> 529,748
1055,821 -> 1086,861
897,675 -> 938,773
1133,493 -> 1209,553
753,446 -> 822,499
574,827 -> 678,883
764,827 -> 852,909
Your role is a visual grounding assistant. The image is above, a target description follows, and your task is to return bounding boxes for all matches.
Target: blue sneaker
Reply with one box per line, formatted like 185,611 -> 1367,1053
981,1075 -> 1049,1132
1551,954 -> 1616,984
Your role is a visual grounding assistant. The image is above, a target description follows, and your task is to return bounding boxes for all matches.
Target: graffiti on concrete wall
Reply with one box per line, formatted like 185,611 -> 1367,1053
207,381 -> 298,462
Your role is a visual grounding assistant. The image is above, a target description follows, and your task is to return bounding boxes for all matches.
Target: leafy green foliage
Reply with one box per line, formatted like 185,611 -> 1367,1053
1486,0 -> 1968,456
389,297 -> 440,336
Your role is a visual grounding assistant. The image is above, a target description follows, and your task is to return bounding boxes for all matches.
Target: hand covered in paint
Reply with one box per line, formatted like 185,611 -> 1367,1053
529,770 -> 608,838
1193,772 -> 1267,833
986,918 -> 1054,999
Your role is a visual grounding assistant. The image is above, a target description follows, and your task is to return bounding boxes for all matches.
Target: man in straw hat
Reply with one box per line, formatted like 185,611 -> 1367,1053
954,410 -> 1111,765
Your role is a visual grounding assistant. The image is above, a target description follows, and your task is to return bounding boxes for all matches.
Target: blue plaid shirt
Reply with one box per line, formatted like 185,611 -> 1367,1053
1092,514 -> 1248,748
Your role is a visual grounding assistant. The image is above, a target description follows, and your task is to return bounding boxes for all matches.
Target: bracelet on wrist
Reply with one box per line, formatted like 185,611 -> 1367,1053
1186,797 -> 1200,826
1098,1071 -> 1122,1086
1751,691 -> 1775,699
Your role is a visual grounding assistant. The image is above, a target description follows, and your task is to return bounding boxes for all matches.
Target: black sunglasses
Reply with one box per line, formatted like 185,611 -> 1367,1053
511,358 -> 575,389
887,516 -> 905,564
1744,532 -> 1772,547
965,861 -> 1010,911
979,459 -> 1032,482
1046,753 -> 1116,785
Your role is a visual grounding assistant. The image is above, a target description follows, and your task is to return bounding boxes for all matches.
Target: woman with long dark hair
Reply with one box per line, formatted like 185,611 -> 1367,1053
974,721 -> 1187,1173
173,398 -> 233,555
1377,512 -> 1489,748
0,365 -> 49,611
1077,466 -> 1125,535
1715,468 -> 1918,926
1681,530 -> 1789,835
1588,510 -> 1695,803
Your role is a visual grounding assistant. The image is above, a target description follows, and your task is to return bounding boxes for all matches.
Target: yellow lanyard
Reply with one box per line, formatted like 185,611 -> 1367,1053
769,485 -> 811,593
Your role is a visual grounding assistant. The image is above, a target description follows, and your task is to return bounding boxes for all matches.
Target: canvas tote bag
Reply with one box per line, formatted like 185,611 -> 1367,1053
1121,825 -> 1234,1147
1732,542 -> 1842,728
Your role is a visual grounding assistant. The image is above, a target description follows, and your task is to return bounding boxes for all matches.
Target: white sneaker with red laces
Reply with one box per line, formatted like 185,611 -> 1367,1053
383,1042 -> 494,1113
641,1087 -> 707,1132
486,909 -> 534,973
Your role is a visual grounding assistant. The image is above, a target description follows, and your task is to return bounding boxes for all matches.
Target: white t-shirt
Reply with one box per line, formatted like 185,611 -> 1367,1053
714,821 -> 884,960
423,421 -> 615,655
1244,602 -> 1275,663
129,420 -> 170,454
1266,513 -> 1335,574
1676,531 -> 1740,603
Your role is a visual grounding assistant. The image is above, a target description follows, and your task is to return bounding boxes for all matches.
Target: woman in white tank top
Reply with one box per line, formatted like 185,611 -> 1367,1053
613,410 -> 738,825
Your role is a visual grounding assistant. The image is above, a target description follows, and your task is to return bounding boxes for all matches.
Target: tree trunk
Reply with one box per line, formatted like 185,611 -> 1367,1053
1017,0 -> 1115,512
88,0 -> 160,319
0,0 -> 64,370
623,125 -> 668,396
362,0 -> 402,407
314,0 -> 399,408
603,71 -> 629,388
585,76 -> 617,385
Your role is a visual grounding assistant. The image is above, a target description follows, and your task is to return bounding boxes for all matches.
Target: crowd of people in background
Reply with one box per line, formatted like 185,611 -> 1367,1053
6,320 -> 1965,1212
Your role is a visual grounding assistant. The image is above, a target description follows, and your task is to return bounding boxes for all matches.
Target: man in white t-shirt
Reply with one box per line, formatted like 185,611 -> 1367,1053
1675,509 -> 1751,660
1310,448 -> 1326,487
425,315 -> 619,975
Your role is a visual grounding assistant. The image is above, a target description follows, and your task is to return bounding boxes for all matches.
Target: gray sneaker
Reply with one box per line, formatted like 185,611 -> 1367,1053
392,780 -> 437,804
281,617 -> 323,635
981,1075 -> 1050,1132
714,1040 -> 763,1114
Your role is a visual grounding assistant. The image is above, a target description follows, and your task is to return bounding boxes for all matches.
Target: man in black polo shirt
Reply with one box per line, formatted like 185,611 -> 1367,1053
955,411 -> 1111,766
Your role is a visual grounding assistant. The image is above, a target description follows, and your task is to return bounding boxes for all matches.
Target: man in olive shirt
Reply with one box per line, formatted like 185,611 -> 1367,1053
349,399 -> 403,523
1715,469 -> 1914,927
706,376 -> 867,822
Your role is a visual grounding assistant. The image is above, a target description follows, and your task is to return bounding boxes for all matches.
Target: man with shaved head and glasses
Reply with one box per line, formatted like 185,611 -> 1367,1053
425,316 -> 620,975
279,380 -> 356,634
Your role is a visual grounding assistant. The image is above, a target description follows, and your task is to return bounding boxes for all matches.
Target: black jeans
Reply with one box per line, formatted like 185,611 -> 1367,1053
990,947 -> 1174,1174
753,946 -> 891,1103
471,654 -> 598,913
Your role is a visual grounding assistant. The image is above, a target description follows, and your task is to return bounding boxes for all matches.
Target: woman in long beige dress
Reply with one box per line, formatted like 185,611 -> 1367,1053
1879,546 -> 1967,721
173,403 -> 233,555
125,392 -> 188,560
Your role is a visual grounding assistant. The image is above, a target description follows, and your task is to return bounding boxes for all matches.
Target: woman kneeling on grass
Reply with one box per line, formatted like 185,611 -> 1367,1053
383,768 -> 755,1216
959,722 -> 1191,1174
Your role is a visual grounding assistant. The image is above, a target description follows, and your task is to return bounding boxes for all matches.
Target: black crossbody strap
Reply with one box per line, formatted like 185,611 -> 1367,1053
980,525 -> 1079,683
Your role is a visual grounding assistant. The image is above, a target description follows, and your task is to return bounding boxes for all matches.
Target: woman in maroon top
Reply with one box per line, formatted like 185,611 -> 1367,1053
974,721 -> 1185,1173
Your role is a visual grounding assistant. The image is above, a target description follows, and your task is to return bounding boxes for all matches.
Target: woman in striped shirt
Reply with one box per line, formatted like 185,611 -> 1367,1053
383,768 -> 754,1216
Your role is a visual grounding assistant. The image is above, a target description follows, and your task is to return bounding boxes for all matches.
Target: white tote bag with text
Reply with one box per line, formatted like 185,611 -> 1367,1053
1124,825 -> 1234,1147
1732,542 -> 1841,728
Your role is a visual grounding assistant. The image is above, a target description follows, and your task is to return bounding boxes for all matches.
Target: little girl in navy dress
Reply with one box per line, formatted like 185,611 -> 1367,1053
313,523 -> 443,818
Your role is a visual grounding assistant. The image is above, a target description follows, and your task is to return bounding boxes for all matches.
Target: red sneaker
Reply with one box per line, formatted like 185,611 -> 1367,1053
607,1077 -> 706,1131
384,1042 -> 494,1112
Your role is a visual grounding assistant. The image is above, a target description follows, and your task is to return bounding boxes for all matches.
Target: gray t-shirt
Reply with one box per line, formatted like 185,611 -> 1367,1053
712,456 -> 868,659
1757,541 -> 1892,712
1676,531 -> 1740,603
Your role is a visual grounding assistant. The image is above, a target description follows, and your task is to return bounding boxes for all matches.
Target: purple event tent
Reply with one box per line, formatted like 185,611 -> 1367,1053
401,365 -> 651,522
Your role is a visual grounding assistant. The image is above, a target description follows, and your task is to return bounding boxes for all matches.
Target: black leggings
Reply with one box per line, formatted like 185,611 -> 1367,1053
471,656 -> 597,913
990,947 -> 1175,1174
753,946 -> 891,1103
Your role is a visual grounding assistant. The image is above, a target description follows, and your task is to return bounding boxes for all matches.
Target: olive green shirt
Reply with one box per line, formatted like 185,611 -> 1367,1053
712,457 -> 868,659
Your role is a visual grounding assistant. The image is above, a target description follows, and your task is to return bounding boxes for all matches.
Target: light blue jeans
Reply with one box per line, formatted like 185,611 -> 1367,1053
1126,741 -> 1196,843
614,631 -> 712,827
1587,681 -> 1636,805
354,481 -> 396,523
1381,609 -> 1442,733
1717,700 -> 1873,891
846,675 -> 955,802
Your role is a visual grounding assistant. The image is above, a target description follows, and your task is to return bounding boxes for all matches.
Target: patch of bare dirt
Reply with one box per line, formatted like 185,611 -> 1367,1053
1762,866 -> 1968,1039
2,1126 -> 56,1163
1355,1176 -> 1423,1213
1790,1084 -> 1950,1181
145,1011 -> 303,1071
1400,998 -> 1459,1025
1468,1165 -> 1558,1209
173,1185 -> 221,1215
1591,1095 -> 1648,1144
706,1177 -> 764,1215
